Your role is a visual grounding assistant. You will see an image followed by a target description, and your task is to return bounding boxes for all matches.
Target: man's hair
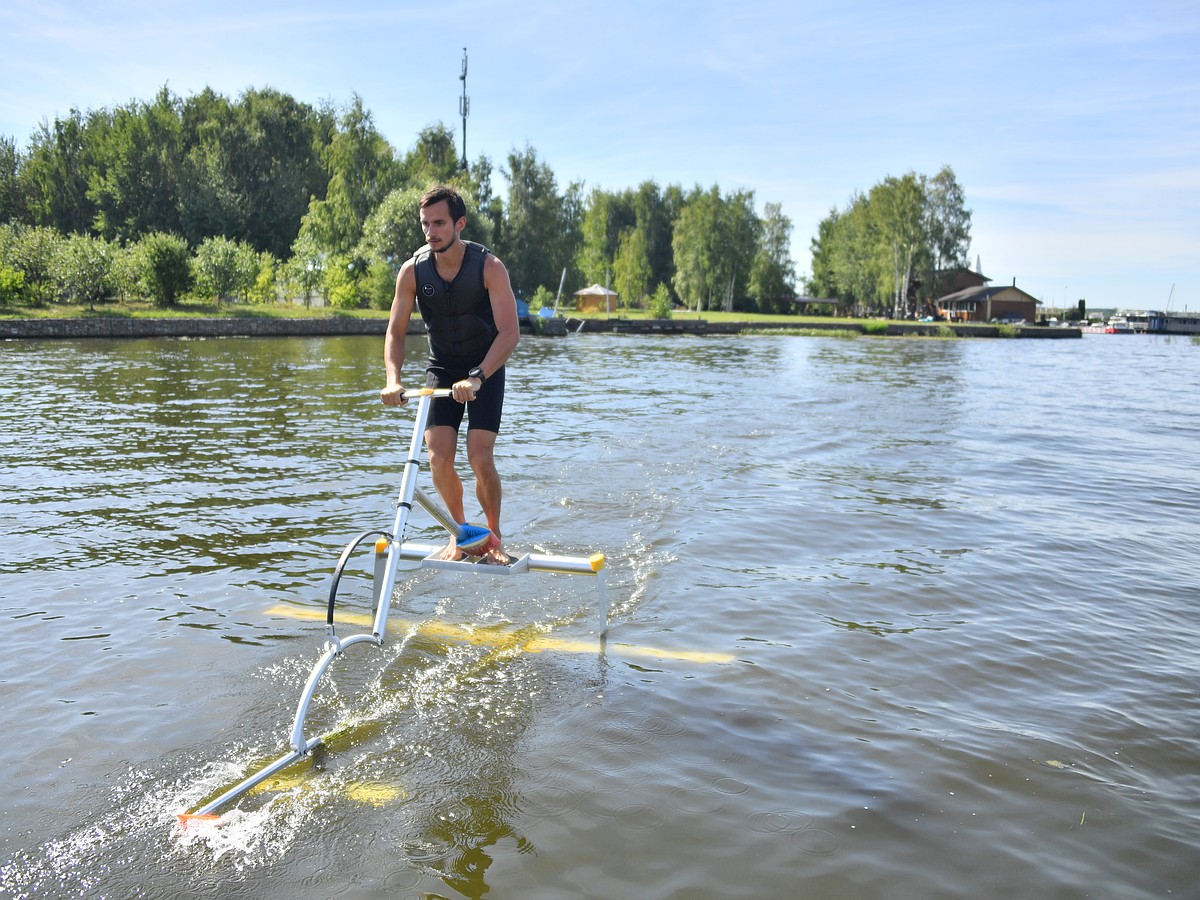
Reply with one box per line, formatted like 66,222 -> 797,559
419,185 -> 467,222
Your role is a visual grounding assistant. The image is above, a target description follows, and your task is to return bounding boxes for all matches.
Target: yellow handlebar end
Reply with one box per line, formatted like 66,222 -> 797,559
374,537 -> 390,555
589,552 -> 606,573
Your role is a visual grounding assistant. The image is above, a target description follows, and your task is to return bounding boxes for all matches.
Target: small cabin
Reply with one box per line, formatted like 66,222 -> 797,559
937,279 -> 1039,323
573,284 -> 619,313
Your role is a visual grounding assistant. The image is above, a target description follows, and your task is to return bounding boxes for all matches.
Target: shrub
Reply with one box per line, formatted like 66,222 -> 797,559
194,236 -> 259,303
648,283 -> 673,319
248,253 -> 280,305
1,224 -> 63,304
528,286 -> 554,313
365,259 -> 397,310
132,232 -> 193,307
0,264 -> 27,306
324,255 -> 369,310
53,233 -> 118,308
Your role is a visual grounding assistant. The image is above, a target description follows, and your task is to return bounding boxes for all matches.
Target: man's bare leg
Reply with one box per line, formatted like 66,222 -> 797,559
467,428 -> 513,565
426,425 -> 466,560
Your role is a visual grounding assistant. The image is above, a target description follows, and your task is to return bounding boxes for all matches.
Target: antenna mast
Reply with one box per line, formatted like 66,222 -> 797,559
459,47 -> 469,171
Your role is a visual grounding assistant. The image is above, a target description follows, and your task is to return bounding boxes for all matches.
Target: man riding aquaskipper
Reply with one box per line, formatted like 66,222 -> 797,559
380,185 -> 521,565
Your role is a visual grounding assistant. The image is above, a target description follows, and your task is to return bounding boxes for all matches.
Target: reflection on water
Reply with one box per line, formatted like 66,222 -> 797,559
3,333 -> 1200,898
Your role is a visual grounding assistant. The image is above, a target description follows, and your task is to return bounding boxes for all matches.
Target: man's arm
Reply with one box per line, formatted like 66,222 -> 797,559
476,254 -> 521,379
381,260 -> 417,406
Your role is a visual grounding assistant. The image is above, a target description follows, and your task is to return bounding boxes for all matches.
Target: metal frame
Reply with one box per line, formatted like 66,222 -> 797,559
180,391 -> 606,823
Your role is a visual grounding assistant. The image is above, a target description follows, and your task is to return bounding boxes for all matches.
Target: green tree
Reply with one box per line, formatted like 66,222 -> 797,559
497,144 -> 582,297
870,173 -> 926,318
89,88 -> 184,243
630,180 -> 678,301
399,124 -> 461,186
132,231 -> 193,306
648,282 -> 673,318
363,258 -> 397,310
53,233 -> 118,308
613,226 -> 651,307
356,185 -> 424,270
831,193 -> 880,315
0,265 -> 27,306
171,87 -> 331,256
0,223 -> 64,303
528,285 -> 554,312
283,230 -> 326,306
193,235 -> 258,302
671,186 -> 759,312
577,187 -> 634,286
299,95 -> 401,256
749,202 -> 796,313
248,252 -> 280,305
0,135 -> 24,225
920,165 -> 971,305
809,192 -> 881,315
465,155 -> 503,248
323,253 -> 368,309
808,167 -> 972,317
671,187 -> 717,311
807,207 -> 840,300
19,109 -> 98,235
228,88 -> 331,257
174,89 -> 236,244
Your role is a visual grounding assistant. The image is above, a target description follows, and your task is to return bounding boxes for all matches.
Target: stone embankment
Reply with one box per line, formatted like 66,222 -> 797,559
0,316 -> 1081,340
551,318 -> 1080,338
0,316 -> 394,340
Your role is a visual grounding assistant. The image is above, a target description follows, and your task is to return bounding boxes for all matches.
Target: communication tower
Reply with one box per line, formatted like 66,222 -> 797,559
459,47 -> 469,171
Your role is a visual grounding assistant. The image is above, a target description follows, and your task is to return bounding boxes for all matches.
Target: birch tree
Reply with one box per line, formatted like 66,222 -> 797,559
749,202 -> 796,313
920,165 -> 972,304
613,225 -> 651,307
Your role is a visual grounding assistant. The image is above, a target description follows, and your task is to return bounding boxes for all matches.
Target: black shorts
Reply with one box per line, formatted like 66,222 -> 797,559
424,365 -> 505,433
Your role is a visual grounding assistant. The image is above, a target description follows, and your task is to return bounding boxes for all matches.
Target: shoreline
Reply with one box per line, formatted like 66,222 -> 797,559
0,316 -> 1082,340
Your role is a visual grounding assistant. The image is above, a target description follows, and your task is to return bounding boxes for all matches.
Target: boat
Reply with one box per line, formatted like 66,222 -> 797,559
1103,308 -> 1200,335
1162,312 -> 1200,335
1159,283 -> 1200,334
1104,315 -> 1137,333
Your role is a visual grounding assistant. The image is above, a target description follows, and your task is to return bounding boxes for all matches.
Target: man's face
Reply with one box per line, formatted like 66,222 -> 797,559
420,200 -> 464,253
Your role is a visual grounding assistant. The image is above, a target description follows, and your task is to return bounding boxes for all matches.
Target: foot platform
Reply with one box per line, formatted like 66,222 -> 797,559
419,551 -> 531,575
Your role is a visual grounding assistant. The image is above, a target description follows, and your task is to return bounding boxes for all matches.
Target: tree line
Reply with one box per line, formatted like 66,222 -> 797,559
0,85 -> 800,314
1,86 -> 973,317
807,167 -> 973,318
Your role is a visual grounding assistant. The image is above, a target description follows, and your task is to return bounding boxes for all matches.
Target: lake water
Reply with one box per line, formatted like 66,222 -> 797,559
1,330 -> 1198,899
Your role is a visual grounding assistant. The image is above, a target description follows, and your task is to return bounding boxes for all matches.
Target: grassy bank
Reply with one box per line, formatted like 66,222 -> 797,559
571,307 -> 832,325
0,301 -> 977,337
1,301 -> 848,327
0,300 -> 393,320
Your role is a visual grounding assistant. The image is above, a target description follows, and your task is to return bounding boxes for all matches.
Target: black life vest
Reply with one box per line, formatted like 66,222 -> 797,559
412,241 -> 497,367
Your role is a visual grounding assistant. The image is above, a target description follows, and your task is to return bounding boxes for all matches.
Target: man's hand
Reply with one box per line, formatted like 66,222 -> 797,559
380,383 -> 408,406
451,376 -> 481,404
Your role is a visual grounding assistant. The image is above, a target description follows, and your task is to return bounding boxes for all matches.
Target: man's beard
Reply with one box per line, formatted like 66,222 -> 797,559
433,232 -> 460,254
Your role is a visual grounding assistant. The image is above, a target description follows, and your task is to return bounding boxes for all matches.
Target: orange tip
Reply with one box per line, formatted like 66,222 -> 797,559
176,812 -> 221,830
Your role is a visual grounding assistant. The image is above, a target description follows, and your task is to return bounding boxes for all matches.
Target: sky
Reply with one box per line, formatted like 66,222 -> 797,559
2,0 -> 1197,312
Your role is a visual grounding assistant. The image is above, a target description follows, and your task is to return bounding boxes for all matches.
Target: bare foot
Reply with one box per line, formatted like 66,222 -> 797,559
479,545 -> 514,566
438,536 -> 463,561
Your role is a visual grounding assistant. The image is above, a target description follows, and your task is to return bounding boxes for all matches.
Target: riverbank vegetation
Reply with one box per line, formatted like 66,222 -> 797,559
0,298 -> 963,341
1,85 -> 971,320
807,167 -> 973,319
